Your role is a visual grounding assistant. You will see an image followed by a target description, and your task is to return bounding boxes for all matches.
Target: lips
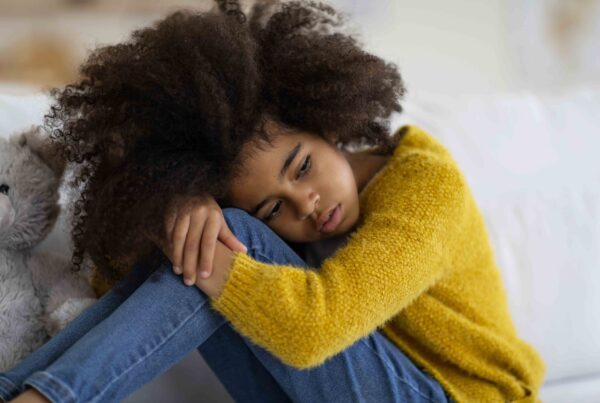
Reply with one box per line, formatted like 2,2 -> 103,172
318,204 -> 338,231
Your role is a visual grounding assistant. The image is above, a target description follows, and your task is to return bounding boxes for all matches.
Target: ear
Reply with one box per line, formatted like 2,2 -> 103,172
15,125 -> 67,178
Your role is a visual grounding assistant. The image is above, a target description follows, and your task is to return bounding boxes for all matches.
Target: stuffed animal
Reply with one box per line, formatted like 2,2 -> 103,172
0,126 -> 96,372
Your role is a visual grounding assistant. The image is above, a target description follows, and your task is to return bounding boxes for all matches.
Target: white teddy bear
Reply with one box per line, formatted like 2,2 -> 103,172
0,126 -> 97,372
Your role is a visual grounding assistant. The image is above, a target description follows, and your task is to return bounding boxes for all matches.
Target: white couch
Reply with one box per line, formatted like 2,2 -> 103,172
2,87 -> 599,402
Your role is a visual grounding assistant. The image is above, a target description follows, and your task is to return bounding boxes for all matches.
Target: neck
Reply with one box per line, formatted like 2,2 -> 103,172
343,149 -> 391,194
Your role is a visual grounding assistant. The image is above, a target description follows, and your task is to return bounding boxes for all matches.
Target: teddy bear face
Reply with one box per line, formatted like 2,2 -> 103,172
0,128 -> 62,250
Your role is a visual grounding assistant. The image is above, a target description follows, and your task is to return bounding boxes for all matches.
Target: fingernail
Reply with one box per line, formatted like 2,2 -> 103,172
200,271 -> 210,279
184,277 -> 194,286
173,266 -> 182,275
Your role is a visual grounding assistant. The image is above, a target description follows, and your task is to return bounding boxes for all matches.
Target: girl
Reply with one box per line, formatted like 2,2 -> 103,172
0,1 -> 545,402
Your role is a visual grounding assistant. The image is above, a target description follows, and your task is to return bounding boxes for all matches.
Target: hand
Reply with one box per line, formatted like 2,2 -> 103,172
163,195 -> 247,286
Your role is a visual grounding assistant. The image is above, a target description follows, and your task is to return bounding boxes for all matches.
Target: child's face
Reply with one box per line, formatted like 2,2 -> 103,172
226,121 -> 361,243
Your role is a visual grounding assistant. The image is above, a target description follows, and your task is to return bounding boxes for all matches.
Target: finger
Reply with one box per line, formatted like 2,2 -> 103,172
170,214 -> 191,275
218,218 -> 248,253
198,212 -> 221,279
182,209 -> 206,286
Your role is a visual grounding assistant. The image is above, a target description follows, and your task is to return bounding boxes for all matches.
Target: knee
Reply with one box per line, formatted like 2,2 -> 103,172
221,207 -> 270,242
221,208 -> 305,266
221,207 -> 252,224
221,207 -> 254,229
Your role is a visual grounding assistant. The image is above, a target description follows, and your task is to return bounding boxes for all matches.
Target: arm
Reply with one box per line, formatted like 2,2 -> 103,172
205,130 -> 469,369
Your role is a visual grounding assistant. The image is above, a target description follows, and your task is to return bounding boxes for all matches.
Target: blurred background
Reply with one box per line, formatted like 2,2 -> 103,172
1,0 -> 599,94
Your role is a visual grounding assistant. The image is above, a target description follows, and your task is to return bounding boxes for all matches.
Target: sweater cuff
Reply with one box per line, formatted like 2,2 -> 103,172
210,251 -> 268,319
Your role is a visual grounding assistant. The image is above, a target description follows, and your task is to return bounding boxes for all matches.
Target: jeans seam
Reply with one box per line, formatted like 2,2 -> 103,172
360,338 -> 440,403
92,299 -> 209,403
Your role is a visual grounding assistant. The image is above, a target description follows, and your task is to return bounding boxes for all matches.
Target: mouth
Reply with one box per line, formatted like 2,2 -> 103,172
318,203 -> 342,234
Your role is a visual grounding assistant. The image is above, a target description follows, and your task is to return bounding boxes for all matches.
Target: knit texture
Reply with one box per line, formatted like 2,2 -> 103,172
212,125 -> 546,402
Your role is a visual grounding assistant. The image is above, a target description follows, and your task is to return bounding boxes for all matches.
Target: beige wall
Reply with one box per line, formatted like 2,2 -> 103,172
330,0 -> 513,94
1,0 -> 599,94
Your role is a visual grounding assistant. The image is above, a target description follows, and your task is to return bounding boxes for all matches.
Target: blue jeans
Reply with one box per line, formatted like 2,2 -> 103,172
0,208 -> 451,403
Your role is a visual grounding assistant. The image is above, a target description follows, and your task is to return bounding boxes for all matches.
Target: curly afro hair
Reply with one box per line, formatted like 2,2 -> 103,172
44,0 -> 406,289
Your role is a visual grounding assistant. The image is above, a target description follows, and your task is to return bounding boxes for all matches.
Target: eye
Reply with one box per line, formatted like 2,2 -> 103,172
265,200 -> 282,222
296,154 -> 311,180
0,184 -> 9,195
264,155 -> 312,222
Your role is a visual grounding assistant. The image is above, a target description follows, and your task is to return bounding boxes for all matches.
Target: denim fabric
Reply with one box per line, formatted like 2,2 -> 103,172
0,207 -> 452,403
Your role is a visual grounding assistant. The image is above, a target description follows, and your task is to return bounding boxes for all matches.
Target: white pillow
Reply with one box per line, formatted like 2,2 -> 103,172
396,89 -> 600,383
0,92 -> 51,140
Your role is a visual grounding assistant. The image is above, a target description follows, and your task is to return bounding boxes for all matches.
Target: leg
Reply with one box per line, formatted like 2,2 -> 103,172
13,262 -> 234,403
198,323 -> 291,403
197,207 -> 308,402
244,328 -> 452,402
0,263 -> 155,402
2,219 -> 293,403
200,208 -> 453,403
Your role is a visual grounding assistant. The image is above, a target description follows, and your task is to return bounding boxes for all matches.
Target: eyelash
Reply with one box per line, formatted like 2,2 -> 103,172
264,154 -> 312,222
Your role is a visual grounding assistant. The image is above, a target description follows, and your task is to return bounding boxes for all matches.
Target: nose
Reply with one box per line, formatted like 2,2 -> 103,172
295,190 -> 320,221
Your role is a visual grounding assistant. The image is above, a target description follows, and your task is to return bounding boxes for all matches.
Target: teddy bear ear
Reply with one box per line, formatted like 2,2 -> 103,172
14,125 -> 67,178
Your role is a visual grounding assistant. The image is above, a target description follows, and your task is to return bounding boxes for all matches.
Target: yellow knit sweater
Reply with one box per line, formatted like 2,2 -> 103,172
210,125 -> 546,402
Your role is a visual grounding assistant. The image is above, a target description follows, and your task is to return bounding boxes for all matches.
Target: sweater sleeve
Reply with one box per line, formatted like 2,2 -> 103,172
210,128 -> 469,369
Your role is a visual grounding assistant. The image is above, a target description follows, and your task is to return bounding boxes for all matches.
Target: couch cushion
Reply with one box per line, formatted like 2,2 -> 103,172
539,373 -> 600,403
0,92 -> 51,139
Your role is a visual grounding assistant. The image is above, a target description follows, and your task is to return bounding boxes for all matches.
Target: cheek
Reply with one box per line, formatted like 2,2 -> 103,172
272,219 -> 301,239
269,218 -> 315,243
328,157 -> 356,194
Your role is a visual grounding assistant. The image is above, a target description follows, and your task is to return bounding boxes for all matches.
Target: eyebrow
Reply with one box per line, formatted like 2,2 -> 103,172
251,142 -> 302,216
